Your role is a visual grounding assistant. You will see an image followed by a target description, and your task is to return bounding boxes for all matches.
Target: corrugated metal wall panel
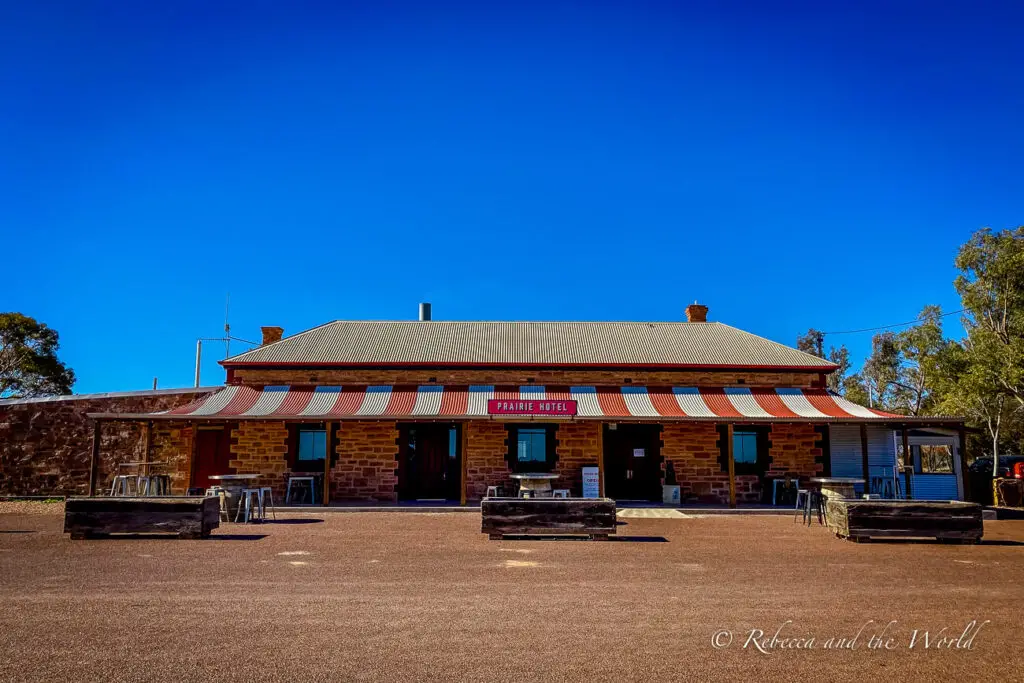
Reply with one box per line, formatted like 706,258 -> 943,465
829,426 -> 897,494
909,475 -> 959,501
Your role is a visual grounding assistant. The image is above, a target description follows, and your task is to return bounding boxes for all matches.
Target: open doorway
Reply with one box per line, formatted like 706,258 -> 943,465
397,423 -> 462,501
603,424 -> 662,501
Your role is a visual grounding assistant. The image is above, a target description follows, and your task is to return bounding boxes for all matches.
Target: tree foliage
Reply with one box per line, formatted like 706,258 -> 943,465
0,313 -> 76,399
796,328 -> 851,394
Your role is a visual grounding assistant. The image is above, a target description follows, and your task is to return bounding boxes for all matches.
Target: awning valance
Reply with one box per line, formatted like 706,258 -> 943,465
87,384 -> 938,423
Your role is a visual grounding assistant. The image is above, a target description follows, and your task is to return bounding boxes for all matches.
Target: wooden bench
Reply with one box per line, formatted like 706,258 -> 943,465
481,497 -> 616,540
825,498 -> 983,544
64,496 -> 221,540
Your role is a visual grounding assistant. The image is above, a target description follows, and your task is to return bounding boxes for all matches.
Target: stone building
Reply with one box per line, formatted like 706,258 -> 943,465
80,304 -> 967,505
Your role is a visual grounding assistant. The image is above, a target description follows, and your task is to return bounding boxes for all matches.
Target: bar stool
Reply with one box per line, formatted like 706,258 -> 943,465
485,486 -> 499,498
110,475 -> 137,497
286,476 -> 316,505
259,486 -> 276,520
552,489 -> 569,498
235,488 -> 263,523
206,486 -> 229,521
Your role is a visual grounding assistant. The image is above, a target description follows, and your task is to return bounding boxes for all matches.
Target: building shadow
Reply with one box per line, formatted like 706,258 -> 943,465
69,533 -> 268,541
841,537 -> 1023,546
259,518 -> 325,525
493,534 -> 667,542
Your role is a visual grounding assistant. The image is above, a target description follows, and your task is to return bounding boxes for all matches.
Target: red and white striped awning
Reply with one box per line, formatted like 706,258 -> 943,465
147,385 -> 901,421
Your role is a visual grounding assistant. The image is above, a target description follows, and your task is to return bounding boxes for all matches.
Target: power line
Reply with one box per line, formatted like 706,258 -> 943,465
822,309 -> 965,336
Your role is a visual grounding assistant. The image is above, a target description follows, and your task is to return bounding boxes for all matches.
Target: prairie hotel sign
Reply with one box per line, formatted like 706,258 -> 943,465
487,399 -> 578,416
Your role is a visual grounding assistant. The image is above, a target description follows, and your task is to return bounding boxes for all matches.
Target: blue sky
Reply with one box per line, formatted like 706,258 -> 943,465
3,1 -> 1022,393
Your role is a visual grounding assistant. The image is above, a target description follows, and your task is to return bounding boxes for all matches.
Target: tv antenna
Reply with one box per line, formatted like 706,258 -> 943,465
194,293 -> 258,386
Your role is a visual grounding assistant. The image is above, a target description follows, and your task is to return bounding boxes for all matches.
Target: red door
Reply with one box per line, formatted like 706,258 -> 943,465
192,427 -> 233,490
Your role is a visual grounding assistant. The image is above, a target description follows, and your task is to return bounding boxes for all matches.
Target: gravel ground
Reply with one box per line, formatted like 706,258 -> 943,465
1,503 -> 1022,682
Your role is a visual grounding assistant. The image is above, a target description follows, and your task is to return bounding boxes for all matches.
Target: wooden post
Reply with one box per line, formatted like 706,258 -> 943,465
460,423 -> 469,505
957,423 -> 969,501
143,421 -> 152,464
860,423 -> 870,493
323,421 -> 334,506
597,423 -> 606,498
901,426 -> 912,500
87,421 -> 101,497
726,423 -> 736,508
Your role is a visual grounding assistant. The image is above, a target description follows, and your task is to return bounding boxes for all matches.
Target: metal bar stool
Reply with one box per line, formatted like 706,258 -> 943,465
235,488 -> 263,523
285,476 -> 316,505
259,487 -> 276,520
110,475 -> 138,497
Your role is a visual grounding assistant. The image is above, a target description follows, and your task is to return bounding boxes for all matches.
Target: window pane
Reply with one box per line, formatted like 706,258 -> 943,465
733,432 -> 758,464
449,428 -> 458,458
298,429 -> 326,461
517,428 -> 546,463
919,445 -> 953,473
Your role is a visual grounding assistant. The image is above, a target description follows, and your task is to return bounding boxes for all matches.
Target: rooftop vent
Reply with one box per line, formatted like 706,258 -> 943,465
419,302 -> 432,321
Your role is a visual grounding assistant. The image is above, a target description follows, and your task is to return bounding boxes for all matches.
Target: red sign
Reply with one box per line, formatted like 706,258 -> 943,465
487,399 -> 577,416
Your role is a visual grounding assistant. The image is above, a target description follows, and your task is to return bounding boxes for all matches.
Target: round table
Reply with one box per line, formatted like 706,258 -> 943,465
208,474 -> 260,521
810,477 -> 865,502
510,473 -> 561,497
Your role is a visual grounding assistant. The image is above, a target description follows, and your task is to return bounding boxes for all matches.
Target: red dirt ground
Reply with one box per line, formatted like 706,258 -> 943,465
1,504 -> 1022,682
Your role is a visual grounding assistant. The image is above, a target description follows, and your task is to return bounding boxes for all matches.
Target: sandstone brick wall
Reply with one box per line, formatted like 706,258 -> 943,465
0,388 -> 214,496
150,422 -> 195,494
231,368 -> 823,389
464,422 -> 511,500
554,422 -> 601,496
229,421 -> 292,499
661,423 -> 733,504
331,421 -> 399,501
768,424 -> 824,482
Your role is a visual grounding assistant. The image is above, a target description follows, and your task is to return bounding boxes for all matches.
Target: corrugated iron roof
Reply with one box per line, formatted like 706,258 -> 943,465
221,321 -> 837,369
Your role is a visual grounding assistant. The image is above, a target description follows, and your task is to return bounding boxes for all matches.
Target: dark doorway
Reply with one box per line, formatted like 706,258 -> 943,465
604,424 -> 662,501
192,426 -> 233,490
398,424 -> 462,501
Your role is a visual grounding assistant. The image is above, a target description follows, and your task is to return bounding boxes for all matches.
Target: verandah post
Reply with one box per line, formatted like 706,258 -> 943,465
87,420 -> 101,497
860,423 -> 870,493
324,421 -> 334,505
901,426 -> 912,500
726,423 -> 736,508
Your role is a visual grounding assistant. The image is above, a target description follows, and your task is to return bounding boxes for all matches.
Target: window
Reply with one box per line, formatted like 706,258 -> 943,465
294,426 -> 326,471
914,444 -> 954,474
517,428 -> 547,464
718,426 -> 766,475
733,431 -> 758,465
506,425 -> 556,472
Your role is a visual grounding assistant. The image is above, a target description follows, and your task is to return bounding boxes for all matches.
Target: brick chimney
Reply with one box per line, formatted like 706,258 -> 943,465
685,302 -> 709,323
260,326 -> 284,345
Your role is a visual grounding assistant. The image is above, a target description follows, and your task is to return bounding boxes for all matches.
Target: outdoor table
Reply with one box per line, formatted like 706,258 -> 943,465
510,473 -> 560,497
810,477 -> 865,502
208,474 -> 260,521
111,461 -> 171,496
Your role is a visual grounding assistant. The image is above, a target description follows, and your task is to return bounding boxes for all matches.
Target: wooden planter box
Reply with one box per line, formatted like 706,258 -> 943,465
481,497 -> 616,540
64,496 -> 221,540
825,499 -> 983,544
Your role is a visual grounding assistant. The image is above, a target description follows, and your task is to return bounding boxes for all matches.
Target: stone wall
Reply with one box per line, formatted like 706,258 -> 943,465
661,423 -> 733,503
0,388 -> 214,496
767,424 -> 824,481
229,421 -> 292,499
332,421 -> 399,501
553,422 -> 601,496
464,422 -> 512,500
150,422 -> 195,494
